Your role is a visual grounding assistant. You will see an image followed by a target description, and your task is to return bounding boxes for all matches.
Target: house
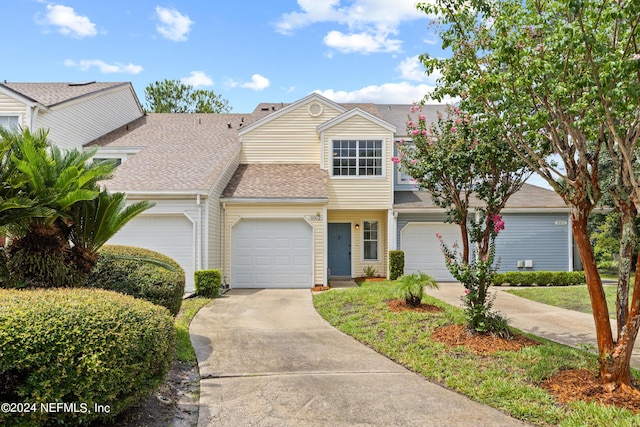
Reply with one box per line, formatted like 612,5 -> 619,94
1,82 -> 575,291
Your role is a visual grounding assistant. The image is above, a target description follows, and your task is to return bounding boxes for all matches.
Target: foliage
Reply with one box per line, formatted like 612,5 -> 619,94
362,265 -> 377,278
0,127 -> 152,288
85,245 -> 185,316
417,0 -> 640,390
394,272 -> 438,307
194,269 -> 222,298
492,271 -> 586,287
0,288 -> 175,426
313,282 -> 640,426
389,250 -> 405,280
144,79 -> 232,113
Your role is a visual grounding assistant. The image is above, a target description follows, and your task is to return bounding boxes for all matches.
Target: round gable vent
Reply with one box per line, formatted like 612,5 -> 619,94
308,102 -> 323,117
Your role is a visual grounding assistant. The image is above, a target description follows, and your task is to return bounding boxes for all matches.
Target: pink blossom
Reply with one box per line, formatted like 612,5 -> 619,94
633,53 -> 640,60
391,156 -> 401,164
421,130 -> 428,135
410,104 -> 421,113
464,289 -> 471,295
411,159 -> 417,164
407,120 -> 414,127
411,129 -> 420,136
435,232 -> 442,239
454,117 -> 462,125
489,214 -> 505,233
450,127 -> 457,133
419,114 -> 426,121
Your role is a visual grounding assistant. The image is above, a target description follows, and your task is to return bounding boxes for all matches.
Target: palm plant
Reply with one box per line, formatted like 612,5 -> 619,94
395,272 -> 439,307
69,191 -> 154,275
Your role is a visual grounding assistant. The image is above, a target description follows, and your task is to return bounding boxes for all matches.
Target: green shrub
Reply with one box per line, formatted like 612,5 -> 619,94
194,269 -> 221,297
491,270 -> 586,286
389,250 -> 405,280
85,245 -> 185,315
0,288 -> 175,426
395,272 -> 438,307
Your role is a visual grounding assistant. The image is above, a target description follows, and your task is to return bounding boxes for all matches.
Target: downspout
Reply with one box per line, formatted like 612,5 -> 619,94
221,202 -> 228,290
196,194 -> 202,271
29,105 -> 40,130
568,214 -> 574,272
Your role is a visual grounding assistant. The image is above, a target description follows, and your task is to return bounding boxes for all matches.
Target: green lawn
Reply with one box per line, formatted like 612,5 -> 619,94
505,283 -> 629,318
175,296 -> 212,363
313,282 -> 640,427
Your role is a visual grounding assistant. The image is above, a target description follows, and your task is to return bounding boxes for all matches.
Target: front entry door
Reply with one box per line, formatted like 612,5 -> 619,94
328,223 -> 351,277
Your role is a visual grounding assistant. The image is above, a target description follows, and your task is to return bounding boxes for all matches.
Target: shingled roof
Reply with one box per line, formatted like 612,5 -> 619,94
89,113 -> 260,192
222,164 -> 328,200
0,81 -> 128,107
394,184 -> 567,210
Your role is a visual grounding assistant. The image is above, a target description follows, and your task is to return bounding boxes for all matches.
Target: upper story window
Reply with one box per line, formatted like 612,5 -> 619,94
0,115 -> 19,131
332,139 -> 382,177
93,157 -> 122,167
395,139 -> 416,185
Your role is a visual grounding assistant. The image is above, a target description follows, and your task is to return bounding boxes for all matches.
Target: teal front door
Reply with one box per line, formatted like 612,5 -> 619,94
328,223 -> 351,277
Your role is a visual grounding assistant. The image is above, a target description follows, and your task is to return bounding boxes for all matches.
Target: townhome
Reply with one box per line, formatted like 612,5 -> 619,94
1,82 -> 576,291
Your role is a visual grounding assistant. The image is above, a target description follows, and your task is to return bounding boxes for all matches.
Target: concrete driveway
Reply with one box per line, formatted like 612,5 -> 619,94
190,289 -> 528,426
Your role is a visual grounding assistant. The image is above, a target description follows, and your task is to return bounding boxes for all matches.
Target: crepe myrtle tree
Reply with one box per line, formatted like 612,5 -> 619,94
417,0 -> 640,392
395,105 -> 529,334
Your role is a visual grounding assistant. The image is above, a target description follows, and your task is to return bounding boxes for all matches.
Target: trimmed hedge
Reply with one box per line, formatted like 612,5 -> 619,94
194,269 -> 222,297
389,250 -> 405,281
0,288 -> 175,426
85,245 -> 185,315
491,271 -> 586,286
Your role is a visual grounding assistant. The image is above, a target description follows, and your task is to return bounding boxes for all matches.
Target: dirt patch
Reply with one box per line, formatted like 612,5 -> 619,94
96,360 -> 199,427
312,285 -> 330,292
386,299 -> 444,313
430,324 -> 538,354
542,368 -> 640,414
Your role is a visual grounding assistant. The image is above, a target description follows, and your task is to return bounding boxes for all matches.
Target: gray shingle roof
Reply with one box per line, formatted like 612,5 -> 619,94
376,104 -> 447,137
394,184 -> 567,210
90,113 -> 260,192
223,164 -> 328,199
0,82 -> 128,107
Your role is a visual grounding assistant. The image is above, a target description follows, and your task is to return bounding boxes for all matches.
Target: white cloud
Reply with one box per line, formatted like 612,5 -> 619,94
397,55 -> 441,83
40,4 -> 97,38
64,59 -> 143,74
228,74 -> 271,91
275,0 -> 432,54
155,6 -> 193,42
181,71 -> 213,87
314,81 -> 451,105
324,30 -> 401,54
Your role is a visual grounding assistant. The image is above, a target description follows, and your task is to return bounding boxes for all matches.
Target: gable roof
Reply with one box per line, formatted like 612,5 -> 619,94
222,164 -> 328,200
394,184 -> 568,211
88,113 -> 263,193
317,107 -> 396,133
0,81 -> 129,107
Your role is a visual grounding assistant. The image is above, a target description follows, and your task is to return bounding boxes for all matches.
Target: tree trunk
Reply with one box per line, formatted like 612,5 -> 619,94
571,211 -> 620,389
616,201 -> 636,335
460,219 -> 470,265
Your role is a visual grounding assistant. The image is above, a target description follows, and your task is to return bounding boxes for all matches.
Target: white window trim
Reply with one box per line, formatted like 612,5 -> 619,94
0,113 -> 22,131
330,137 -> 386,179
361,219 -> 380,262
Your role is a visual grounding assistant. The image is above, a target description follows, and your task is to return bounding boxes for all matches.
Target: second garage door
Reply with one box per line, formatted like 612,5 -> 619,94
401,222 -> 461,281
231,219 -> 313,288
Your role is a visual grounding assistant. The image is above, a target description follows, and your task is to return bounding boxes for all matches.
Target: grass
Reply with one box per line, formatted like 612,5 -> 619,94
175,296 -> 212,363
505,281 -> 635,318
313,281 -> 640,427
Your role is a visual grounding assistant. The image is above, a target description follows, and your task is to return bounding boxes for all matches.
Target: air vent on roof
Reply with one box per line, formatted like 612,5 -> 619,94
68,81 -> 96,87
261,107 -> 269,111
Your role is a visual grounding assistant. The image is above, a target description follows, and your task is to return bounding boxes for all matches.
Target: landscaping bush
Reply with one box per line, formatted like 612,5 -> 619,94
389,250 -> 405,280
492,271 -> 586,286
85,245 -> 185,315
0,288 -> 175,426
395,272 -> 438,307
194,269 -> 222,297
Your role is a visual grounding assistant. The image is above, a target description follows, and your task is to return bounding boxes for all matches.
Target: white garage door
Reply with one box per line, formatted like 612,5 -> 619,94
231,219 -> 312,288
401,222 -> 461,281
108,215 -> 195,291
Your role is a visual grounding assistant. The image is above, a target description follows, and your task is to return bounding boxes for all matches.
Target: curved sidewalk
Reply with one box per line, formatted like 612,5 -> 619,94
424,283 -> 640,369
190,289 -> 529,426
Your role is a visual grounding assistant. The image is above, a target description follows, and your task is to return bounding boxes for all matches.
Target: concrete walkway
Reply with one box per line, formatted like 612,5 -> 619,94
190,289 -> 528,426
424,283 -> 640,369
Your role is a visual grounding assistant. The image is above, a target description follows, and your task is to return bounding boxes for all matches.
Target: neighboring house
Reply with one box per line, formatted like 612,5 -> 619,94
0,81 -> 143,150
381,104 -> 575,281
1,82 -> 576,291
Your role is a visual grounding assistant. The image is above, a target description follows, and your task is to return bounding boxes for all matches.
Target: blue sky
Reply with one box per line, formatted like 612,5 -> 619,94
3,0 -> 446,113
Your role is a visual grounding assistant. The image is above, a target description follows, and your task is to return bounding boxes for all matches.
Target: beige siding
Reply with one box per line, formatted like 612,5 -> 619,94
206,149 -> 241,270
0,92 -> 28,128
240,101 -> 343,164
223,203 -> 326,285
35,86 -> 142,151
328,210 -> 388,278
323,116 -> 394,209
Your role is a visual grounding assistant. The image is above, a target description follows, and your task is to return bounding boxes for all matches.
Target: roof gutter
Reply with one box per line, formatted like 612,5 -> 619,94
220,197 -> 328,204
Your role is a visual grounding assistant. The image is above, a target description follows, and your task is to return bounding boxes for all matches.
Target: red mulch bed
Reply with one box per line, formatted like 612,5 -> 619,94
430,324 -> 537,354
542,368 -> 640,413
385,299 -> 444,313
